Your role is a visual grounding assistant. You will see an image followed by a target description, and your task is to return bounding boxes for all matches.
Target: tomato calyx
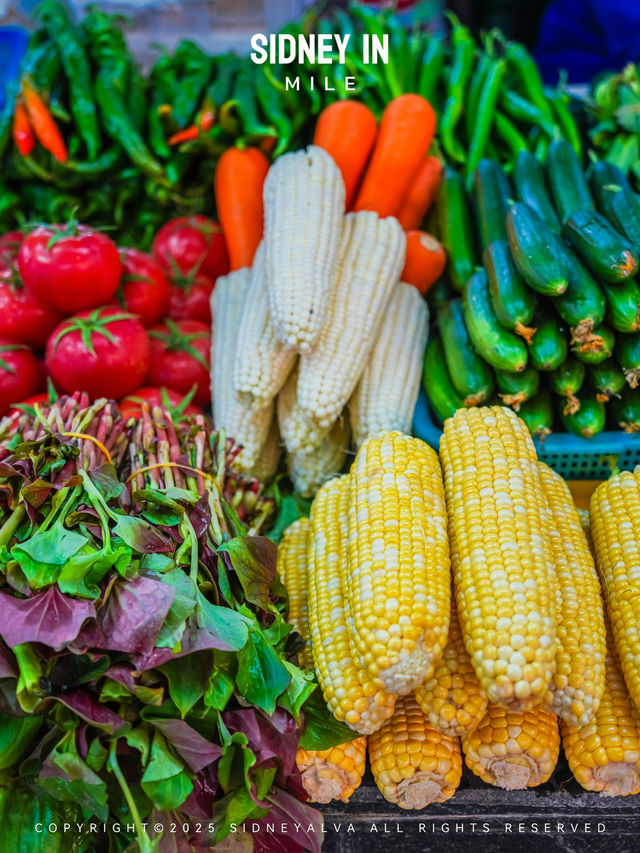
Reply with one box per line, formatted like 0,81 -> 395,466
52,308 -> 136,356
0,342 -> 30,375
148,318 -> 209,369
127,384 -> 199,419
164,252 -> 206,291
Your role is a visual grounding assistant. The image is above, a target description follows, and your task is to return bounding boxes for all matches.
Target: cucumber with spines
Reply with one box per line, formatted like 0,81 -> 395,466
561,394 -> 606,438
546,139 -> 594,223
549,357 -> 586,415
528,312 -> 568,371
589,160 -> 632,221
517,389 -> 553,439
551,247 -> 606,344
610,387 -> 640,433
573,324 -> 615,365
474,159 -> 512,251
602,278 -> 640,333
423,334 -> 465,424
439,300 -> 494,406
494,366 -> 539,410
513,150 -> 561,234
563,209 -> 639,284
506,202 -> 569,295
437,166 -> 476,292
483,239 -> 536,341
615,332 -> 640,388
587,359 -> 626,401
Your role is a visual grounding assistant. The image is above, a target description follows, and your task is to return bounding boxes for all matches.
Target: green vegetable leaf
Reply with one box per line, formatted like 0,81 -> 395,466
12,526 -> 88,589
298,686 -> 355,751
204,665 -> 235,712
236,627 -> 291,715
38,730 -> 109,822
218,732 -> 255,794
156,570 -> 197,649
141,731 -> 193,811
211,787 -> 267,844
159,651 -> 213,718
278,660 -> 315,723
217,536 -> 277,611
125,725 -> 151,765
195,592 -> 250,652
112,515 -> 171,554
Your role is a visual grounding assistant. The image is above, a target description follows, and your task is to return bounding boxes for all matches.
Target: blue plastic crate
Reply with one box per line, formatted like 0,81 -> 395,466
412,388 -> 640,480
0,27 -> 28,112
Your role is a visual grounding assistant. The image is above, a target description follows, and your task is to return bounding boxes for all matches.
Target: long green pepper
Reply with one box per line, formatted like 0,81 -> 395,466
172,41 -> 212,128
465,58 -> 507,188
440,22 -> 475,163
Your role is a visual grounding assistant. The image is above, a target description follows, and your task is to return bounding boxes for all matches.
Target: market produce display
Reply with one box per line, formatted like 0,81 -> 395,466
588,61 -> 640,187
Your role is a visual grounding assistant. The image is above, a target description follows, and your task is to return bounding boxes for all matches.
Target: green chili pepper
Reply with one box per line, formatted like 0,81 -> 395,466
505,40 -> 555,124
39,1 -> 101,159
418,37 -> 446,105
208,55 -> 239,108
465,58 -> 507,188
404,29 -> 428,94
255,67 -> 295,157
148,91 -> 170,159
57,146 -> 122,176
493,111 -> 530,163
219,66 -> 277,143
128,65 -> 147,134
172,40 -> 212,128
500,88 -> 557,137
351,5 -> 403,98
301,71 -> 322,115
30,40 -> 60,95
440,22 -> 475,163
464,51 -> 491,142
543,86 -> 583,158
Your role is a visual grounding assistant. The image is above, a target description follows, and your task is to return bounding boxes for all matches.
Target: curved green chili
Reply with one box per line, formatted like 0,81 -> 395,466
418,36 -> 446,104
465,51 -> 491,141
439,23 -> 475,163
543,86 -> 583,158
492,111 -> 530,164
208,55 -> 238,108
465,58 -> 507,188
219,66 -> 277,143
500,88 -> 556,137
505,41 -> 555,124
172,41 -> 212,128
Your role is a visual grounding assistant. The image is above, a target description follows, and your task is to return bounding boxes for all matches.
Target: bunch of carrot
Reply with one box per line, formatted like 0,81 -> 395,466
12,79 -> 67,162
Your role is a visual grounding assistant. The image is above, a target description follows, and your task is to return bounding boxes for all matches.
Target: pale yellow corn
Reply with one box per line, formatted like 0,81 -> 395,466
346,432 -> 450,695
251,416 -> 281,482
277,517 -> 312,669
462,703 -> 560,788
277,365 -> 331,454
590,469 -> 640,710
211,270 -> 274,470
369,693 -> 462,809
288,414 -> 350,499
264,145 -> 345,352
538,462 -> 606,726
234,241 -> 296,406
562,624 -> 640,797
297,211 -> 406,428
296,738 -> 367,804
307,475 -> 396,735
440,406 -> 557,710
415,593 -> 488,737
349,282 -> 429,448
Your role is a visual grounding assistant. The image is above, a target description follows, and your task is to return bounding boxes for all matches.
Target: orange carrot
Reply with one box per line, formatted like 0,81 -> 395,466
396,156 -> 442,231
354,94 -> 436,218
215,146 -> 270,270
401,230 -> 446,296
21,80 -> 67,163
12,101 -> 35,156
313,100 -> 378,209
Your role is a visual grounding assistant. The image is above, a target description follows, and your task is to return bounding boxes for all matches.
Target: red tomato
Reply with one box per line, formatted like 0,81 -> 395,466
120,248 -> 171,327
46,307 -> 150,400
152,216 -> 230,281
148,319 -> 211,406
119,386 -> 203,421
168,271 -> 214,324
19,224 -> 122,314
0,338 -> 41,416
0,279 -> 64,347
0,231 -> 23,279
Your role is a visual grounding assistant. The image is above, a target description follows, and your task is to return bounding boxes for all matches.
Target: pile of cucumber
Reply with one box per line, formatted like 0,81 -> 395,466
424,139 -> 640,439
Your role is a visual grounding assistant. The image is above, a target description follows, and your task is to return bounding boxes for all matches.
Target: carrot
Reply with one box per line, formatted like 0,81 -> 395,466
12,101 -> 35,156
401,230 -> 446,296
169,126 -> 199,146
354,94 -> 436,218
313,100 -> 378,209
396,156 -> 442,231
215,146 -> 270,270
21,80 -> 67,163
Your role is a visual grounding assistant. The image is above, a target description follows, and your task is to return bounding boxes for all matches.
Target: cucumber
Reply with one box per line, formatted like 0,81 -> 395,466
563,209 -> 639,284
439,300 -> 494,406
561,393 -> 606,438
426,277 -> 452,312
437,166 -> 476,292
589,160 -> 632,223
610,386 -> 640,433
423,334 -> 465,424
546,138 -> 594,223
573,324 -> 615,364
483,239 -> 536,340
550,246 -> 606,342
474,159 -> 511,252
513,150 -> 561,234
528,312 -> 568,371
495,365 -> 539,410
615,332 -> 640,388
609,188 -> 640,248
602,278 -> 640,333
549,356 -> 586,415
463,268 -> 528,372
587,358 -> 626,401
506,202 -> 569,295
518,389 -> 553,439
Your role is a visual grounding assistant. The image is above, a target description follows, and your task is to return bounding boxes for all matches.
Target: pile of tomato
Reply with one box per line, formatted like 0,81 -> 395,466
0,216 -> 229,420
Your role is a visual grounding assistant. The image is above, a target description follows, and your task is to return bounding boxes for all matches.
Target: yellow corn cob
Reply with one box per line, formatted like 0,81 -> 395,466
264,145 -> 345,353
415,593 -> 488,737
277,517 -> 312,669
277,366 -> 331,454
346,431 -> 450,695
368,693 -> 462,809
537,462 -> 606,726
211,270 -> 274,470
233,241 -> 296,406
562,626 -> 640,797
440,406 -> 557,710
251,416 -> 281,482
590,469 -> 640,709
307,475 -> 396,734
297,211 -> 405,428
462,703 -> 560,789
296,738 -> 367,804
349,282 -> 429,448
288,415 -> 350,499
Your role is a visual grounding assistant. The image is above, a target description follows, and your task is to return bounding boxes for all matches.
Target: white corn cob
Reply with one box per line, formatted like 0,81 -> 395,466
297,211 -> 406,428
277,365 -> 332,453
349,282 -> 429,448
288,413 -> 351,498
264,145 -> 345,353
233,241 -> 296,405
252,417 -> 282,481
211,270 -> 274,470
